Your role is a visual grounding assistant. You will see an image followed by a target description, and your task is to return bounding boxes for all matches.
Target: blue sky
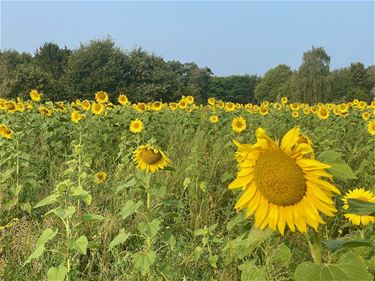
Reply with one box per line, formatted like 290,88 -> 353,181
1,1 -> 374,76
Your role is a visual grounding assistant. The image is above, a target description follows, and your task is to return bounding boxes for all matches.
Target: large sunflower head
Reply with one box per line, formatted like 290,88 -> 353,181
130,119 -> 144,134
133,144 -> 170,173
342,188 -> 375,226
229,127 -> 340,235
231,117 -> 247,133
317,107 -> 330,120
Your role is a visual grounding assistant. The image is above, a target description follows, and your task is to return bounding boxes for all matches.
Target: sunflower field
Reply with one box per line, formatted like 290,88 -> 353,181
0,90 -> 375,281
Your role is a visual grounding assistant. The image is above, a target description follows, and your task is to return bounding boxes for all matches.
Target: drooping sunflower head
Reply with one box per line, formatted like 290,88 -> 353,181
30,89 -> 41,101
95,91 -> 109,104
342,188 -> 375,226
229,127 -> 340,235
130,119 -> 144,134
231,117 -> 247,133
95,171 -> 107,184
118,94 -> 128,106
133,144 -> 170,173
39,105 -> 53,117
0,124 -> 13,139
5,101 -> 17,113
210,115 -> 219,124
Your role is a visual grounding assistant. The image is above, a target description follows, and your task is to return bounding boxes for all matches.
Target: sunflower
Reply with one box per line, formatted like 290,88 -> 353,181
232,117 -> 247,133
130,119 -> 144,133
95,91 -> 109,104
178,99 -> 187,109
225,102 -> 236,112
30,89 -> 41,101
16,102 -> 25,112
367,120 -> 375,135
208,98 -> 215,106
71,110 -> 83,123
259,107 -> 269,116
91,103 -> 105,115
186,96 -> 194,104
135,103 -> 147,112
291,111 -> 299,118
317,108 -> 329,120
118,94 -> 128,106
342,188 -> 375,226
133,144 -> 170,173
210,115 -> 219,124
152,101 -> 162,111
39,106 -> 53,117
281,97 -> 288,104
95,171 -> 107,184
303,108 -> 311,115
169,102 -> 178,111
361,111 -> 371,121
0,124 -> 13,139
5,101 -> 17,113
273,103 -> 282,111
81,100 -> 91,111
229,127 -> 340,235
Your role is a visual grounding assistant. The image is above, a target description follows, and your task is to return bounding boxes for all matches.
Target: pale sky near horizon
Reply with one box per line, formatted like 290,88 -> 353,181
1,1 -> 374,76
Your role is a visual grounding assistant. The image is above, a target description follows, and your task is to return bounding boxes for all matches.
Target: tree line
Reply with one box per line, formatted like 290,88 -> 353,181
0,39 -> 374,104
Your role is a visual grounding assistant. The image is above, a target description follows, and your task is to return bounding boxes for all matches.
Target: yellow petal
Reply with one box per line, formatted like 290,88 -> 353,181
254,196 -> 269,228
245,191 -> 261,218
277,206 -> 286,236
234,182 -> 257,210
228,176 -> 250,190
284,206 -> 295,232
297,158 -> 331,171
280,127 -> 300,155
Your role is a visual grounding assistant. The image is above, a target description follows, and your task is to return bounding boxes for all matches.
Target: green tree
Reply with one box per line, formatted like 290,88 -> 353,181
34,42 -> 71,79
297,46 -> 330,103
254,64 -> 292,102
63,38 -> 129,101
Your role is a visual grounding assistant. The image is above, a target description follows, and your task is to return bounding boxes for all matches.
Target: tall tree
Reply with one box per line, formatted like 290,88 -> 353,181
297,46 -> 330,103
34,42 -> 71,79
254,64 -> 292,102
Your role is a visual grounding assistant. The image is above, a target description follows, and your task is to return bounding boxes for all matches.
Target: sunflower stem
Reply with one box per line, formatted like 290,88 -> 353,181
306,231 -> 322,264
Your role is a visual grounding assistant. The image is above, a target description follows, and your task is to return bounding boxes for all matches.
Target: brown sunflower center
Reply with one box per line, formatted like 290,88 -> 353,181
254,150 -> 306,206
141,149 -> 162,164
236,121 -> 243,128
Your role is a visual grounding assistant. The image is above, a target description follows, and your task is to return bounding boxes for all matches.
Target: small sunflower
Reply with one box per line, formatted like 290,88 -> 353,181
281,97 -> 288,104
130,119 -> 144,133
208,98 -> 215,106
152,101 -> 163,111
95,91 -> 109,104
133,144 -> 170,173
178,99 -> 187,109
231,117 -> 247,133
292,111 -> 299,118
5,101 -> 17,113
210,115 -> 219,124
71,110 -> 83,123
367,120 -> 375,136
361,111 -> 371,121
229,127 -> 340,235
0,124 -> 13,139
118,94 -> 129,106
38,105 -> 53,117
95,171 -> 107,184
81,100 -> 91,111
342,188 -> 375,226
186,96 -> 194,104
317,107 -> 329,120
30,89 -> 41,101
169,102 -> 178,111
91,103 -> 105,115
